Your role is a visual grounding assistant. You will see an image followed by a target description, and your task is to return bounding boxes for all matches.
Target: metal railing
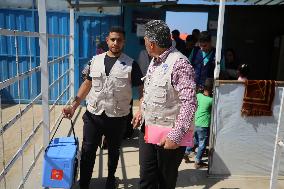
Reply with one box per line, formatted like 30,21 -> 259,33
0,5 -> 75,189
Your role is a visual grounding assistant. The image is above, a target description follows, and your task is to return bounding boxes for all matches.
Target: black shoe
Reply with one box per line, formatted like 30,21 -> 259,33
194,161 -> 208,169
183,154 -> 190,163
105,176 -> 117,189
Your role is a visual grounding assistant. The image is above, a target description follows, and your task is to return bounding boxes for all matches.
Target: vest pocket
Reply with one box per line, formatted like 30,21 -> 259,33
150,115 -> 175,127
92,79 -> 103,92
113,88 -> 129,100
115,99 -> 130,112
153,90 -> 167,104
88,99 -> 97,110
152,81 -> 167,104
163,116 -> 175,127
92,71 -> 103,92
114,72 -> 129,88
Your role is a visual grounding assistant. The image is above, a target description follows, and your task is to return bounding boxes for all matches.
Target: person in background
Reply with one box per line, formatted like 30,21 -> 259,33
132,20 -> 196,189
96,41 -> 108,55
189,31 -> 216,91
81,60 -> 92,81
62,26 -> 143,189
171,29 -> 187,56
184,78 -> 213,169
138,38 -> 151,77
124,39 -> 152,139
237,63 -> 249,81
192,28 -> 200,46
222,48 -> 239,79
81,41 -> 108,80
185,35 -> 196,58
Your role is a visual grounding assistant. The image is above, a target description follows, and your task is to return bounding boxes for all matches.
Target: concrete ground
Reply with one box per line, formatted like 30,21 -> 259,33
1,105 -> 284,189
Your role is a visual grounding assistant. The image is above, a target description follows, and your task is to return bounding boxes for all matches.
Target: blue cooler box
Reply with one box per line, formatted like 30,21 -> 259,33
42,137 -> 78,189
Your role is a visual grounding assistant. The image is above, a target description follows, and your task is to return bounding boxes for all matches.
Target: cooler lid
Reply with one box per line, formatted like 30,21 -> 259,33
46,137 -> 77,158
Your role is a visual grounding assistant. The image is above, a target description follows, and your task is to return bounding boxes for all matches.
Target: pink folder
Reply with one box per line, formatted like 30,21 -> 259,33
145,125 -> 194,147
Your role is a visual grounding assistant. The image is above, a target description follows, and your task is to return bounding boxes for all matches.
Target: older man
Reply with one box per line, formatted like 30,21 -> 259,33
133,20 -> 196,189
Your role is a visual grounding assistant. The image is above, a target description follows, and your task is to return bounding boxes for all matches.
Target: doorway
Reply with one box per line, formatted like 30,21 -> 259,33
166,11 -> 208,38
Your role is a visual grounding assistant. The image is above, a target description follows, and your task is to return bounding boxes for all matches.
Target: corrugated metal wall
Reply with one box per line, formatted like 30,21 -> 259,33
0,9 -> 70,103
0,9 -> 40,103
47,11 -> 70,103
0,8 -> 120,103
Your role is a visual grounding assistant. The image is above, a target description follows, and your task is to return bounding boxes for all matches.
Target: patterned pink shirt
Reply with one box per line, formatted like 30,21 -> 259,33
148,46 -> 197,144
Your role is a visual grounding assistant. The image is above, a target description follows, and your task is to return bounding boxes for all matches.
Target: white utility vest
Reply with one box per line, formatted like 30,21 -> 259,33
87,52 -> 133,117
142,49 -> 188,127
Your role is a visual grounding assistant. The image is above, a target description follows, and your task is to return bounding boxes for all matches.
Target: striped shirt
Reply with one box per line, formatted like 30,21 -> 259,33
148,46 -> 197,144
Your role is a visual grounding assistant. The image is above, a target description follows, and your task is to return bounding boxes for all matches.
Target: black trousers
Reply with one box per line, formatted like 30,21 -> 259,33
79,111 -> 127,187
139,131 -> 186,189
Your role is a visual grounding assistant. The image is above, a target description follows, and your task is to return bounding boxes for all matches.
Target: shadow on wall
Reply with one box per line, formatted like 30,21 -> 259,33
208,150 -> 231,177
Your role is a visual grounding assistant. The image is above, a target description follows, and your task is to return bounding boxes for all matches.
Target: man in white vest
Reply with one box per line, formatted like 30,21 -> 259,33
132,20 -> 197,189
63,26 -> 143,189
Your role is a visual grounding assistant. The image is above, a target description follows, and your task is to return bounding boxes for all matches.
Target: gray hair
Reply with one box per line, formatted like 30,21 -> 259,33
144,20 -> 172,48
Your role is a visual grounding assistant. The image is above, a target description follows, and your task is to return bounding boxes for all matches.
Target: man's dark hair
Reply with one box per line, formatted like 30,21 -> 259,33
225,48 -> 236,58
97,41 -> 108,51
171,29 -> 180,36
192,29 -> 200,35
109,26 -> 125,37
186,35 -> 194,42
199,31 -> 211,43
204,78 -> 214,92
238,64 -> 250,78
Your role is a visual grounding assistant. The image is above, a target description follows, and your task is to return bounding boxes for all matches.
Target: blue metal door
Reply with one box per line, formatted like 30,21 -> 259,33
74,15 -> 121,94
